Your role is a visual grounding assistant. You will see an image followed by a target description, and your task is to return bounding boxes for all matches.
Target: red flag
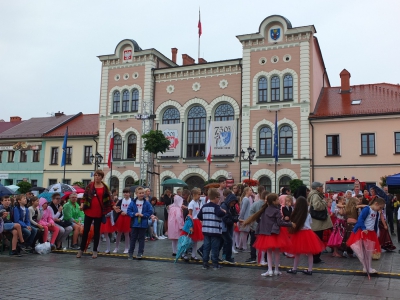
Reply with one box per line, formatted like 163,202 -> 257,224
198,9 -> 202,37
206,122 -> 212,163
107,128 -> 114,168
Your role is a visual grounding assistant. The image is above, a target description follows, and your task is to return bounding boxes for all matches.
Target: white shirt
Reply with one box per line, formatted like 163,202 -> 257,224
121,198 -> 131,213
301,214 -> 312,230
136,199 -> 144,214
365,207 -> 378,231
188,200 -> 201,219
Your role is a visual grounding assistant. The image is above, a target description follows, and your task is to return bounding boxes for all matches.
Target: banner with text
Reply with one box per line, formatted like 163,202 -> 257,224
159,123 -> 181,157
211,120 -> 236,155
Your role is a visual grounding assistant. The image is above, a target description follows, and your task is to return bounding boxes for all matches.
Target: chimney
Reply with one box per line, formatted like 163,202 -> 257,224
182,54 -> 195,66
198,58 -> 207,64
171,48 -> 178,63
340,69 -> 351,93
55,111 -> 64,117
10,116 -> 22,122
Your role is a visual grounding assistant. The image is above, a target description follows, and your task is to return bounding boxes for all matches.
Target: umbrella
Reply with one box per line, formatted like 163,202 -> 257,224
30,186 -> 46,193
0,186 -> 17,197
72,186 -> 85,193
174,235 -> 193,263
5,185 -> 20,192
350,232 -> 376,279
161,178 -> 188,187
38,192 -> 65,202
47,183 -> 76,193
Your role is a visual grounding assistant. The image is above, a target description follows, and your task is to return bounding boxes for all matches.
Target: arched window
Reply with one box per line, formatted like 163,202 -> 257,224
162,107 -> 180,124
279,176 -> 291,190
113,91 -> 120,113
279,125 -> 293,156
259,176 -> 272,192
125,177 -> 134,189
127,134 -> 137,159
110,176 -> 119,193
258,77 -> 268,102
131,89 -> 139,112
259,126 -> 272,156
113,134 -> 122,160
271,76 -> 280,101
122,90 -> 129,112
214,103 -> 234,121
283,75 -> 293,100
187,106 -> 206,158
185,175 -> 205,191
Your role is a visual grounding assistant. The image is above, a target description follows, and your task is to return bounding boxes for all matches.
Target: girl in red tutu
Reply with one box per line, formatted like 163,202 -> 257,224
347,197 -> 385,273
100,198 -> 116,254
327,196 -> 346,257
286,196 -> 325,275
186,188 -> 203,261
243,193 -> 295,277
113,188 -> 132,254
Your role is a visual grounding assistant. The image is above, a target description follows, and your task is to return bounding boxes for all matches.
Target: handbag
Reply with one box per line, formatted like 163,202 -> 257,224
310,205 -> 328,221
55,220 -> 73,228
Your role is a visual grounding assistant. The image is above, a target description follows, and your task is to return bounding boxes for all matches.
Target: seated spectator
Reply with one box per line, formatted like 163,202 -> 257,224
150,197 -> 165,239
28,197 -> 45,244
0,195 -> 25,250
63,193 -> 84,250
13,194 -> 38,250
1,208 -> 22,256
49,193 -> 73,250
37,198 -> 60,249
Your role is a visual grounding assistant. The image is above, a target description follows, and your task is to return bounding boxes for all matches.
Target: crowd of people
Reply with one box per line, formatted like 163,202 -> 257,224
1,172 -> 398,276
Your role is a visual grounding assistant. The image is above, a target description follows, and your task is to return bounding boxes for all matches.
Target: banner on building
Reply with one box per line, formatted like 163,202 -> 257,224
159,123 -> 181,157
210,120 -> 236,156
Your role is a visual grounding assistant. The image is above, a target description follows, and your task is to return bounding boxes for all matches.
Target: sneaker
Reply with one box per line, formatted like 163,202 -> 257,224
104,250 -> 110,254
261,271 -> 273,277
218,258 -> 223,263
25,245 -> 33,251
213,265 -> 223,270
342,251 -> 349,258
197,249 -> 203,258
70,244 -> 80,250
123,249 -> 129,254
113,249 -> 118,253
223,258 -> 236,264
10,250 -> 22,257
137,253 -> 143,259
259,261 -> 268,266
17,243 -> 26,250
202,264 -> 210,270
183,255 -> 189,262
191,256 -> 201,262
232,248 -> 239,254
274,270 -> 282,276
245,258 -> 256,264
128,254 -> 133,260
172,253 -> 176,256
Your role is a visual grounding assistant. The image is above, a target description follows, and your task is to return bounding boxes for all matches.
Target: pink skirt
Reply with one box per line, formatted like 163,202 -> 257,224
115,214 -> 131,233
327,219 -> 346,248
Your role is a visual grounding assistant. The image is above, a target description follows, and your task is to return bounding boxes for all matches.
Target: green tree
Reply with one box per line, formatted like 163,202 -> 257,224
142,130 -> 170,156
72,181 -> 84,188
16,181 -> 32,194
289,179 -> 304,195
379,176 -> 387,187
204,179 -> 219,185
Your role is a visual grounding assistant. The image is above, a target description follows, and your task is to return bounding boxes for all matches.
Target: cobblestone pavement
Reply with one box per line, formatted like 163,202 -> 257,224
1,238 -> 400,299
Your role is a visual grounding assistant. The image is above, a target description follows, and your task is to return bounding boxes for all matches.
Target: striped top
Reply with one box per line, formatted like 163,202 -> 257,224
197,202 -> 226,236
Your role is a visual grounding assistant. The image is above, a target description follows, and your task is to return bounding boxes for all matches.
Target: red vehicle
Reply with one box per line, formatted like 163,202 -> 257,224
325,178 -> 366,194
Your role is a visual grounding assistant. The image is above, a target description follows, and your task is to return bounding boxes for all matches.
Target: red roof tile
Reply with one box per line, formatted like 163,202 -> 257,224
45,114 -> 99,137
311,83 -> 400,119
0,121 -> 23,134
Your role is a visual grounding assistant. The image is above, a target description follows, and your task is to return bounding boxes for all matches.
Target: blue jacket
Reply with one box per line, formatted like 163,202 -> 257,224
353,206 -> 379,233
13,206 -> 31,228
127,198 -> 152,228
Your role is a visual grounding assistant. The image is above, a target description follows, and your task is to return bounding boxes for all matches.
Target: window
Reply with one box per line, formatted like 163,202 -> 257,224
32,150 -> 40,162
125,177 -> 134,188
63,179 -> 71,185
65,147 -> 72,164
279,176 -> 291,190
8,151 -> 14,162
31,180 -> 38,187
361,133 -> 375,155
214,103 -> 234,121
122,90 -> 129,112
259,126 -> 272,156
84,146 -> 92,164
20,150 -> 27,162
127,134 -> 137,159
283,75 -> 293,100
187,106 -> 206,158
113,134 -> 122,160
50,147 -> 58,165
259,176 -> 272,192
49,179 -> 57,186
279,125 -> 293,156
271,76 -> 280,101
395,133 -> 400,154
82,179 -> 91,187
162,107 -> 180,124
258,77 -> 268,102
326,135 -> 340,156
110,176 -> 119,192
131,89 -> 139,112
113,91 -> 120,113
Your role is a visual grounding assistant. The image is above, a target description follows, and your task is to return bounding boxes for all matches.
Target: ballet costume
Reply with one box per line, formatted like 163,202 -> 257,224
287,214 -> 325,275
100,208 -> 115,254
114,198 -> 132,253
184,200 -> 203,260
327,207 -> 346,249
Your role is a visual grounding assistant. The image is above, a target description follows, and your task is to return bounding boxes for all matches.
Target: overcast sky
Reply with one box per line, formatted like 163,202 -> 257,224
0,0 -> 399,121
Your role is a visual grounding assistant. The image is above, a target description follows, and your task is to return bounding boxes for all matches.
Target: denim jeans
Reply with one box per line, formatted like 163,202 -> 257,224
249,230 -> 257,260
22,227 -> 38,246
221,225 -> 233,260
129,227 -> 146,255
203,235 -> 221,266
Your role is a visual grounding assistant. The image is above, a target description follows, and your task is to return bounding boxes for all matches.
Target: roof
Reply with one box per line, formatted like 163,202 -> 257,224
44,114 -> 99,137
0,114 -> 80,139
310,83 -> 400,119
0,121 -> 23,134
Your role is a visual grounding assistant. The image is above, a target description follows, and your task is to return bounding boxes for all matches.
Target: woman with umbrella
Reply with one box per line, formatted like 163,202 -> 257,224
76,170 -> 112,259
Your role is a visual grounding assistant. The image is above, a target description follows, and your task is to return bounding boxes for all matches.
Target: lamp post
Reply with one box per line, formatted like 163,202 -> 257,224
90,152 -> 103,171
241,146 -> 256,181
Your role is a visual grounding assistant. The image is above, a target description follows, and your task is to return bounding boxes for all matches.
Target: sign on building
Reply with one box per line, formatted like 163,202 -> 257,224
210,120 -> 236,156
159,123 -> 181,157
0,174 -> 9,180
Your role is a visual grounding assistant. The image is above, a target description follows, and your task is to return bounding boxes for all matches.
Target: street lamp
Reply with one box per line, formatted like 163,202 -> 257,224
90,152 -> 103,170
241,146 -> 256,180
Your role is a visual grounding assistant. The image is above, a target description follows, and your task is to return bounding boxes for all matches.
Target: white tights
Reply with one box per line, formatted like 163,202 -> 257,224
171,239 -> 178,254
115,232 -> 130,251
293,254 -> 313,271
266,248 -> 281,272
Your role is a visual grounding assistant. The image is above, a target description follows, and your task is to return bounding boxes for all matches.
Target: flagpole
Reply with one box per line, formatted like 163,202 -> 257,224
207,119 -> 211,181
110,123 -> 114,187
274,111 -> 278,194
198,8 -> 201,63
62,127 -> 68,183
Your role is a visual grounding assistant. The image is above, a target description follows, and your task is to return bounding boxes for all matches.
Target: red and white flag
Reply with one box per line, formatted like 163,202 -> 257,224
108,127 -> 114,168
198,9 -> 202,37
206,122 -> 212,163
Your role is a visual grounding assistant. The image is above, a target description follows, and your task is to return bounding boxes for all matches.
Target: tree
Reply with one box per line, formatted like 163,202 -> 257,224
73,181 -> 84,188
379,176 -> 387,187
289,179 -> 304,195
142,130 -> 170,156
17,181 -> 32,194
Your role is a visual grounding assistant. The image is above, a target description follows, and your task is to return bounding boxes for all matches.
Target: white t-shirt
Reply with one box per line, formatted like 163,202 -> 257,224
121,198 -> 131,213
301,214 -> 312,230
188,200 -> 201,219
136,200 -> 144,214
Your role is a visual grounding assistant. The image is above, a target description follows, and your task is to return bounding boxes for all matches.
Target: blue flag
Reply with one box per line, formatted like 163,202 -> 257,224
273,112 -> 278,162
61,127 -> 68,167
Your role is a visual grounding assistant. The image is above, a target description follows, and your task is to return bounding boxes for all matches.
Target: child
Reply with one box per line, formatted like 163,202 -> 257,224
127,187 -> 152,260
37,197 -> 60,249
238,187 -> 253,251
149,197 -> 165,239
113,188 -> 132,254
282,195 -> 294,258
197,188 -> 226,270
0,208 -> 22,256
168,195 -> 184,256
186,188 -> 203,261
13,194 -> 38,250
327,196 -> 346,257
243,193 -> 294,277
220,191 -> 239,264
0,195 -> 26,251
286,196 -> 325,275
347,197 -> 385,273
341,197 -> 359,257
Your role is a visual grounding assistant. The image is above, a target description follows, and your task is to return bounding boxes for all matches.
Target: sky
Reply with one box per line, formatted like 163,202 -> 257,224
0,0 -> 399,121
